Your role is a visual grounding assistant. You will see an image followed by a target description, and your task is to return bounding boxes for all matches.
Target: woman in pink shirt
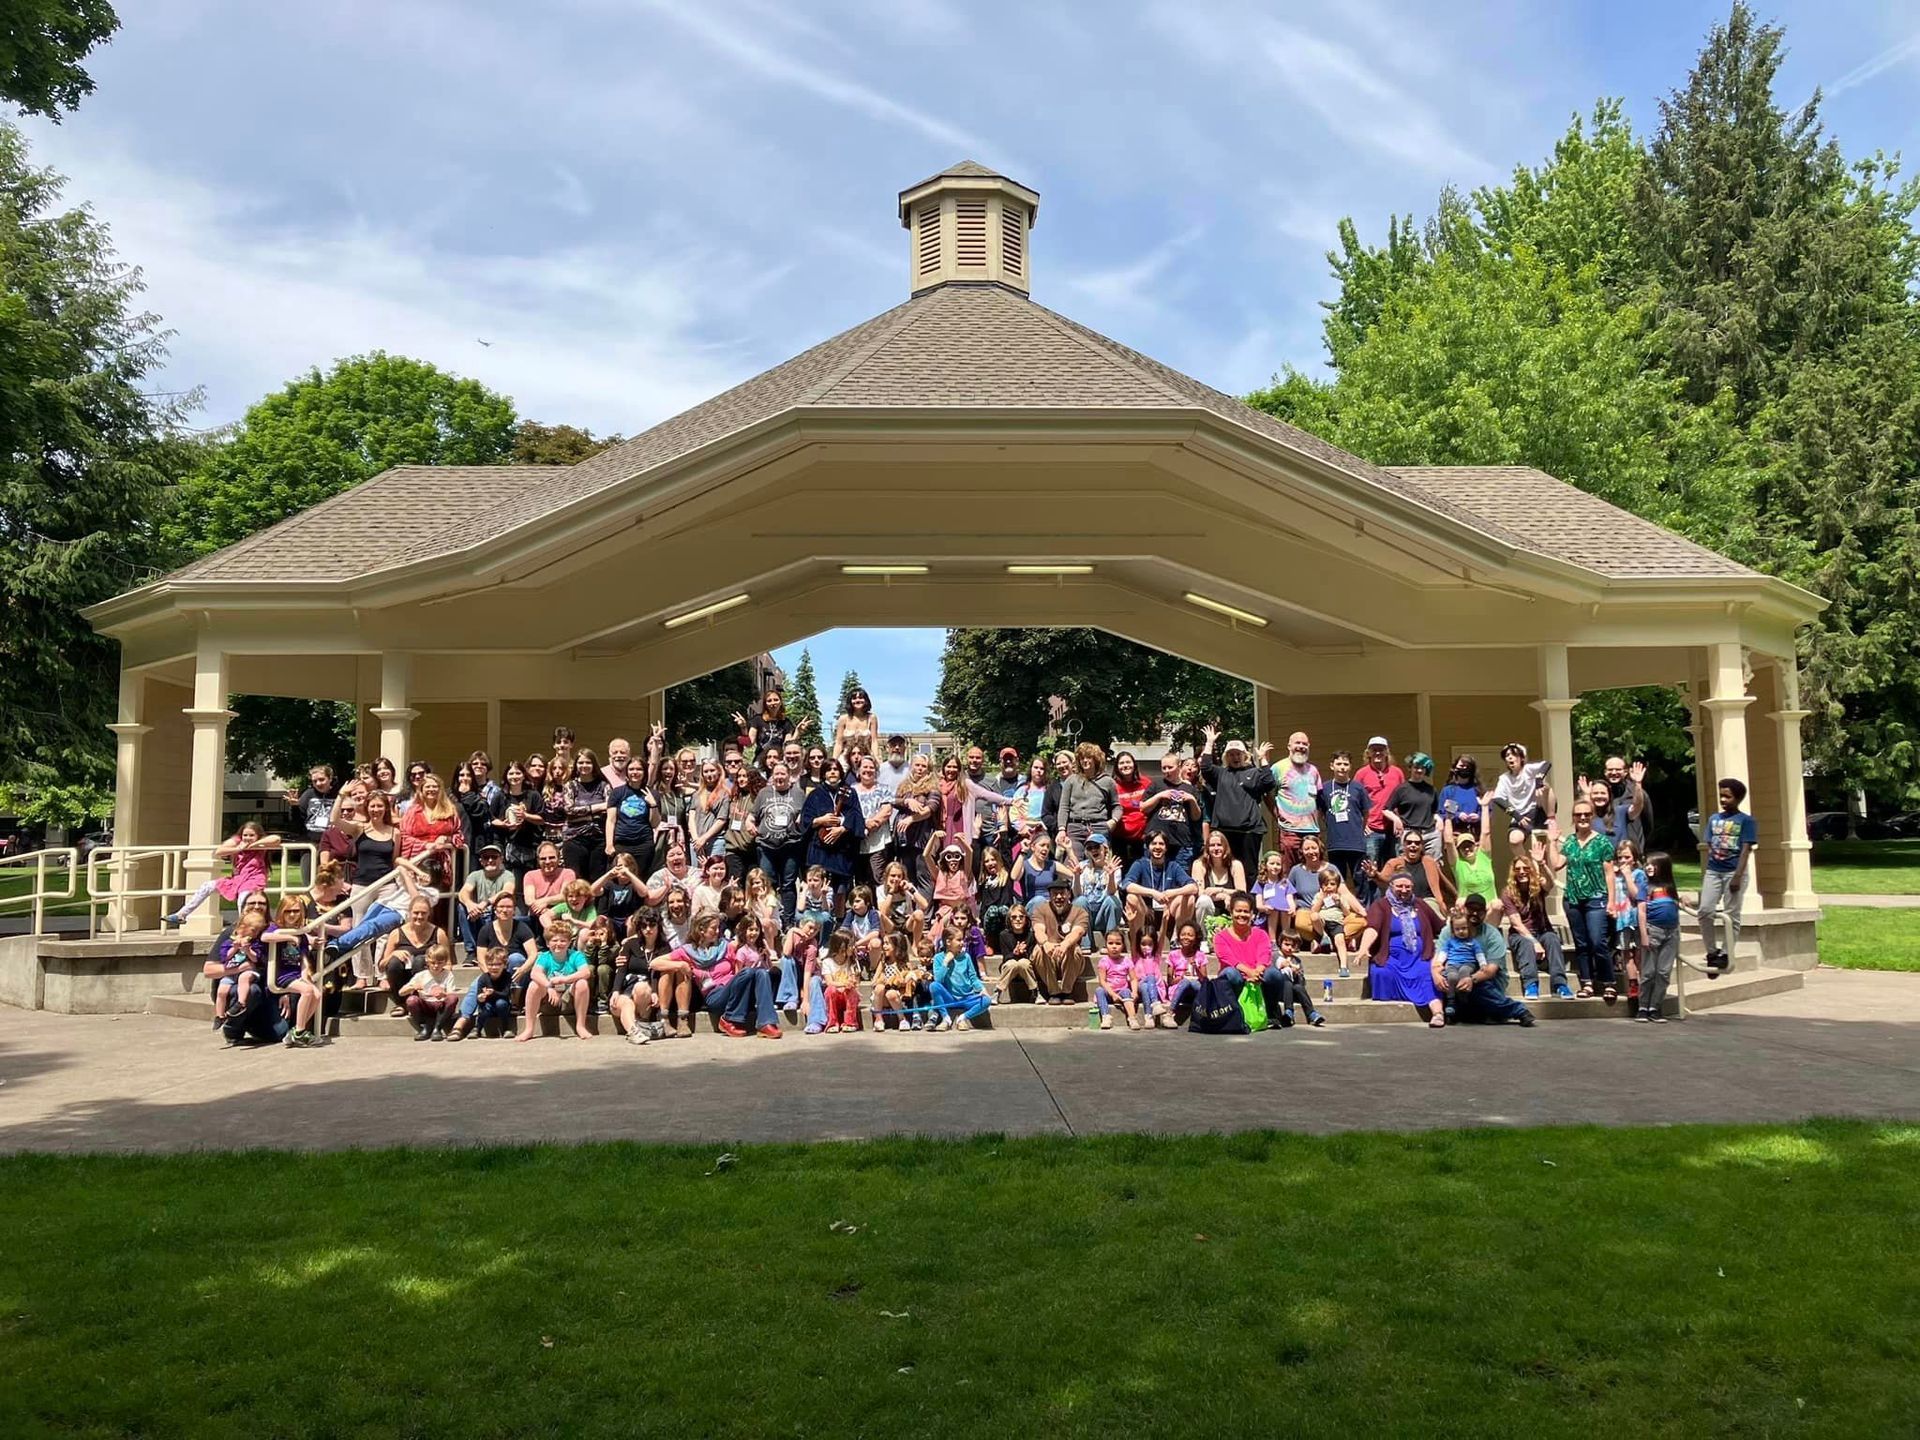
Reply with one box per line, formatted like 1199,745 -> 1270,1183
1212,891 -> 1300,1032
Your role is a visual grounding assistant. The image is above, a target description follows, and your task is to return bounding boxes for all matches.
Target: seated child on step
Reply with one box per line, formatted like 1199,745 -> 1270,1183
1094,928 -> 1142,1030
820,931 -> 863,1033
871,932 -> 916,1030
1436,906 -> 1486,1019
1164,919 -> 1211,1020
842,884 -> 882,969
399,941 -> 460,1039
1133,928 -> 1170,1027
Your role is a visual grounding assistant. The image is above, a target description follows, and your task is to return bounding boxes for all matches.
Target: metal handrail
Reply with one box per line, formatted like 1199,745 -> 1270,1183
85,841 -> 318,938
0,847 -> 81,935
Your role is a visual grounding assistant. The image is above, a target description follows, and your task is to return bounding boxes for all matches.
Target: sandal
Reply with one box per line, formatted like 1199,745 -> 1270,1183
1576,986 -> 1595,999
1428,1014 -> 1447,1029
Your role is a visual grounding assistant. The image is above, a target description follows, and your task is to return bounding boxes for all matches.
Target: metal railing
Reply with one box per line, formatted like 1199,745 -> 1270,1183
0,847 -> 81,935
84,842 -> 318,938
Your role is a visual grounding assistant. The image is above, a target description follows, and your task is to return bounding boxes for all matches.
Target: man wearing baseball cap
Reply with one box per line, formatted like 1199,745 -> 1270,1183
1356,736 -> 1404,901
455,843 -> 514,961
1029,876 -> 1092,1004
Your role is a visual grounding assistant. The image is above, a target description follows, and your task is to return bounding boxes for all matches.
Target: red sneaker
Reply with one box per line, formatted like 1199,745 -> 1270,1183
757,1024 -> 782,1039
717,1018 -> 748,1038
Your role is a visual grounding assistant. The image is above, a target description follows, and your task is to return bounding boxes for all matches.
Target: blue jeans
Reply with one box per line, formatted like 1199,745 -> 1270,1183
706,969 -> 778,1028
1079,891 -> 1120,938
330,902 -> 404,956
455,906 -> 488,958
1457,978 -> 1533,1024
1168,978 -> 1202,1015
759,842 -> 805,926
775,955 -> 803,1009
459,981 -> 514,1031
1566,897 -> 1613,988
930,980 -> 990,1023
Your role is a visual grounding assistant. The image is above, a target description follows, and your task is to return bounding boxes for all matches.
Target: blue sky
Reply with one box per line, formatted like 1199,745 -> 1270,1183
21,1 -> 1920,726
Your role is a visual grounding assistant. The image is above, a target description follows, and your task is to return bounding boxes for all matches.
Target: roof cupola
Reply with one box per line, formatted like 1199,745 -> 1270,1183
897,160 -> 1039,296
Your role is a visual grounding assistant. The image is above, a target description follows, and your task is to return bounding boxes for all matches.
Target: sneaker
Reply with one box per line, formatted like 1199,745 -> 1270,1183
955,1018 -> 973,1032
430,1029 -> 446,1042
1651,1012 -> 1670,1024
1523,983 -> 1540,998
934,1017 -> 953,1032
805,1023 -> 825,1035
1443,1004 -> 1456,1019
1125,1014 -> 1141,1030
211,1014 -> 225,1030
161,913 -> 183,930
717,1018 -> 749,1038
412,1025 -> 431,1041
643,1020 -> 668,1041
628,1022 -> 651,1045
1634,1010 -> 1651,1022
1032,994 -> 1048,1006
674,1021 -> 692,1039
1337,966 -> 1351,979
1553,985 -> 1575,999
1308,1011 -> 1326,1027
1098,1013 -> 1113,1030
1517,1011 -> 1536,1028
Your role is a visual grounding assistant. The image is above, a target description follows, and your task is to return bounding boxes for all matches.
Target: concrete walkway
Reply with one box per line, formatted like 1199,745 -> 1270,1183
2,969 -> 1916,1154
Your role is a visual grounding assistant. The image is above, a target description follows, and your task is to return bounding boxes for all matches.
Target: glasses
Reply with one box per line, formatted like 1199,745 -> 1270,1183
1572,810 -> 1594,820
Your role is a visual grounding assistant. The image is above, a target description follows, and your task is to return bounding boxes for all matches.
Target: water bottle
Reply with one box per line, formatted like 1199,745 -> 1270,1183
1322,978 -> 1334,1002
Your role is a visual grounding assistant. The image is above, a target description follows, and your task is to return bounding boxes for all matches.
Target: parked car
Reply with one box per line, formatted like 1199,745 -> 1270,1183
1883,812 -> 1920,839
1806,812 -> 1849,842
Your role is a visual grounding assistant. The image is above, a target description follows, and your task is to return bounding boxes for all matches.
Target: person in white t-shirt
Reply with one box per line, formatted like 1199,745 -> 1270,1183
1490,742 -> 1555,865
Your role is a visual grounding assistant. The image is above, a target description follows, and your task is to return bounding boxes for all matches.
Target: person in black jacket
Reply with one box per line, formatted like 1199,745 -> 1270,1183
1197,725 -> 1276,882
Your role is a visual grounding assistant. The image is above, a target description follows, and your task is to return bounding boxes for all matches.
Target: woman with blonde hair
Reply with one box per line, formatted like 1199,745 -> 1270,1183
398,771 -> 464,894
831,686 -> 879,766
890,751 -> 939,886
1492,851 -> 1570,999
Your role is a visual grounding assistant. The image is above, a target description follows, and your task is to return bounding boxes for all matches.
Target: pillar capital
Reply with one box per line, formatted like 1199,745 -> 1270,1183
1698,695 -> 1755,714
106,722 -> 153,738
1528,698 -> 1578,715
1766,709 -> 1813,723
182,706 -> 236,726
369,705 -> 421,723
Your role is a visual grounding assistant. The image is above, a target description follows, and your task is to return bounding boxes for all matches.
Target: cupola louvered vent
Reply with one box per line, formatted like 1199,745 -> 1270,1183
915,205 -> 942,277
897,162 -> 1038,295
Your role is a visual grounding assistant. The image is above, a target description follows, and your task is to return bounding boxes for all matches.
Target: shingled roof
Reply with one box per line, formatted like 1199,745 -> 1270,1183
156,284 -> 1760,588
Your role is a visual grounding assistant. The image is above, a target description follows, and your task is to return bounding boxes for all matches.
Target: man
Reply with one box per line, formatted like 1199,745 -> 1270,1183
1698,778 -> 1757,974
1122,830 -> 1197,947
285,763 -> 337,881
1318,750 -> 1370,889
986,746 -> 1023,861
1375,829 -> 1451,920
1196,725 -> 1276,881
455,844 -> 515,960
1449,894 -> 1536,1026
877,735 -> 912,792
1603,755 -> 1650,853
753,760 -> 809,926
1268,731 -> 1322,869
601,738 -> 632,790
1029,877 -> 1091,1006
1355,737 -> 1404,884
1142,752 -> 1203,867
1039,748 -> 1075,837
965,746 -> 1007,864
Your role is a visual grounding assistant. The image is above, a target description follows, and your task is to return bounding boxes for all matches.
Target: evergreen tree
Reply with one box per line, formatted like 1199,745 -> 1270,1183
0,124 -> 192,826
787,648 -> 824,745
836,669 -> 864,717
666,661 -> 760,749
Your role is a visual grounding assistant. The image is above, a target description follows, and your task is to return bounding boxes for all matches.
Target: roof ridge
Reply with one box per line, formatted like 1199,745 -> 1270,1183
794,291 -> 935,405
1013,296 -> 1191,407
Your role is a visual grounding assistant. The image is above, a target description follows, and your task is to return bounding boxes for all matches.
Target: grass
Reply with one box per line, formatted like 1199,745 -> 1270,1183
2,1122 -> 1917,1437
1817,906 -> 1920,973
0,860 -> 308,922
1646,840 -> 1920,899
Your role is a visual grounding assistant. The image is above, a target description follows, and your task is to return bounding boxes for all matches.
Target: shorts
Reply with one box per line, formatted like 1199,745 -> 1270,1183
616,968 -> 654,996
1510,805 -> 1549,835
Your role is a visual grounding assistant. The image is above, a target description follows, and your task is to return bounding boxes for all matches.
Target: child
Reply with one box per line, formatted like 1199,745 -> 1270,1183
907,933 -> 938,1031
1610,839 -> 1648,1004
843,884 -> 882,969
1164,919 -> 1210,1022
203,904 -> 268,1028
609,911 -> 665,1046
400,941 -> 460,1040
820,931 -> 863,1033
578,914 -> 621,1015
166,820 -> 282,928
993,902 -> 1043,1004
1637,851 -> 1681,1023
549,877 -> 601,933
518,918 -> 593,1042
780,916 -> 822,1028
264,895 -> 323,1047
1093,929 -> 1141,1031
1253,852 -> 1294,942
1309,865 -> 1367,977
1435,907 -> 1486,1021
1133,929 -> 1172,1029
871,933 -> 915,1031
930,920 -> 990,1032
796,866 -> 836,940
450,946 -> 515,1040
1271,930 -> 1325,1027
925,835 -> 976,923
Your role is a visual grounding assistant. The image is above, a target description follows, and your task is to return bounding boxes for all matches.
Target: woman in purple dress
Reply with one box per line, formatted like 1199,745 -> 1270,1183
1359,873 -> 1446,1028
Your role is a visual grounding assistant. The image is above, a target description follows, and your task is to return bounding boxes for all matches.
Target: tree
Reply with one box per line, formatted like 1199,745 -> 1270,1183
225,698 -> 356,780
510,419 -> 622,465
787,649 -> 823,745
0,124 -> 192,827
933,628 -> 1251,756
161,352 -> 517,558
665,661 -> 759,749
836,668 -> 864,717
0,1 -> 118,119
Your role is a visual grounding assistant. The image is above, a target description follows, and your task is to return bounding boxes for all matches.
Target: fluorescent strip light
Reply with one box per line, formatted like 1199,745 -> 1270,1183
1183,591 -> 1268,627
663,593 -> 750,629
840,564 -> 929,576
1006,564 -> 1094,575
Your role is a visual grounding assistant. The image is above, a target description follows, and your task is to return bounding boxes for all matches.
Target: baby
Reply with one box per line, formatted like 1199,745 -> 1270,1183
1437,907 -> 1486,1021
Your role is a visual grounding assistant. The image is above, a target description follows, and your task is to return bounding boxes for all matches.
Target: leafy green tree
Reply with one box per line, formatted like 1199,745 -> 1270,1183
0,124 -> 191,827
786,648 -> 824,745
665,661 -> 759,750
934,628 -> 1251,757
226,698 -> 356,780
0,1 -> 118,119
162,352 -> 516,558
836,669 -> 864,717
510,420 -> 622,465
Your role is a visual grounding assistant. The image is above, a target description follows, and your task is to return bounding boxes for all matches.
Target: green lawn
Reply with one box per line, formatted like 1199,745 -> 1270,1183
3,1122 -> 1916,1437
0,860 -> 307,921
1805,839 -> 1920,895
1818,906 -> 1920,973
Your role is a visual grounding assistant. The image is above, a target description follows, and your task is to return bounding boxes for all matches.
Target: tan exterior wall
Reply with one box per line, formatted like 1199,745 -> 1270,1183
499,698 -> 662,766
1259,691 -> 1419,756
1744,664 -> 1787,905
410,703 -> 487,773
1428,695 -> 1542,774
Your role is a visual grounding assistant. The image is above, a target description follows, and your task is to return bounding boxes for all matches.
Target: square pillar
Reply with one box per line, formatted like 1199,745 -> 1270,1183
1529,644 -> 1576,820
105,670 -> 159,932
1766,662 -> 1815,909
182,641 -> 233,938
1699,642 -> 1753,791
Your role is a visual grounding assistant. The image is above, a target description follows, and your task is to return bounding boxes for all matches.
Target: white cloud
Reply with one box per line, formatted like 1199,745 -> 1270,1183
1061,227 -> 1204,315
1826,30 -> 1920,96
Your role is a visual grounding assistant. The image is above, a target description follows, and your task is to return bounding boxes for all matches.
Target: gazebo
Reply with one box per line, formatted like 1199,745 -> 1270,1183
85,162 -> 1824,959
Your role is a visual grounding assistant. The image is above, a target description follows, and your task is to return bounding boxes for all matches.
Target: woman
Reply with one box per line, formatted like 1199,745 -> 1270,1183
603,753 -> 659,882
1196,728 -> 1275,881
644,841 -> 695,908
1013,757 -> 1051,849
850,753 -> 895,886
1214,891 -> 1321,1030
337,790 -> 401,988
372,757 -> 402,804
452,761 -> 493,857
1439,755 -> 1487,849
799,757 -> 865,912
474,887 -> 541,992
1550,799 -> 1619,1001
1358,872 -> 1446,1027
398,772 -> 464,898
681,910 -> 780,1038
687,759 -> 730,865
559,749 -> 611,884
1298,864 -> 1368,976
1385,753 -> 1441,858
1192,830 -> 1247,927
1109,751 -> 1153,870
936,753 -> 1005,858
831,687 -> 879,765
1285,836 -> 1333,907
1010,831 -> 1061,904
378,892 -> 447,1018
976,845 -> 1015,942
490,760 -> 546,893
992,901 -> 1043,1004
724,768 -> 759,881
890,752 -> 939,886
1494,853 -> 1570,999
739,688 -> 791,771
1056,742 -> 1118,845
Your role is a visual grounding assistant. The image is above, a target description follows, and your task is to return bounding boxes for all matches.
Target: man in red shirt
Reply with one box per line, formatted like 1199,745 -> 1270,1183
1355,736 -> 1404,903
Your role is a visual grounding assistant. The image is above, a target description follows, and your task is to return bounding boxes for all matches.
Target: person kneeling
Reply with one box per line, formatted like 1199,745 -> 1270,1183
518,919 -> 593,1041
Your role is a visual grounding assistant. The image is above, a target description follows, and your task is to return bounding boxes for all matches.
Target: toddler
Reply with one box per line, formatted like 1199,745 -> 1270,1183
820,931 -> 864,1032
1437,907 -> 1486,1021
205,906 -> 268,1027
400,941 -> 460,1040
1094,929 -> 1142,1031
452,946 -> 515,1040
1133,930 -> 1172,1029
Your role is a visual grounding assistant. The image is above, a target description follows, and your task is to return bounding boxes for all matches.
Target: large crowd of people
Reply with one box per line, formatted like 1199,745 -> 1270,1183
197,683 -> 1759,1048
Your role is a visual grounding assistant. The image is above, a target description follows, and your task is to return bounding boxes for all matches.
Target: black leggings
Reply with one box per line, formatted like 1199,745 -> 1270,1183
1263,966 -> 1317,1021
1224,829 -> 1265,888
562,834 -> 607,886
